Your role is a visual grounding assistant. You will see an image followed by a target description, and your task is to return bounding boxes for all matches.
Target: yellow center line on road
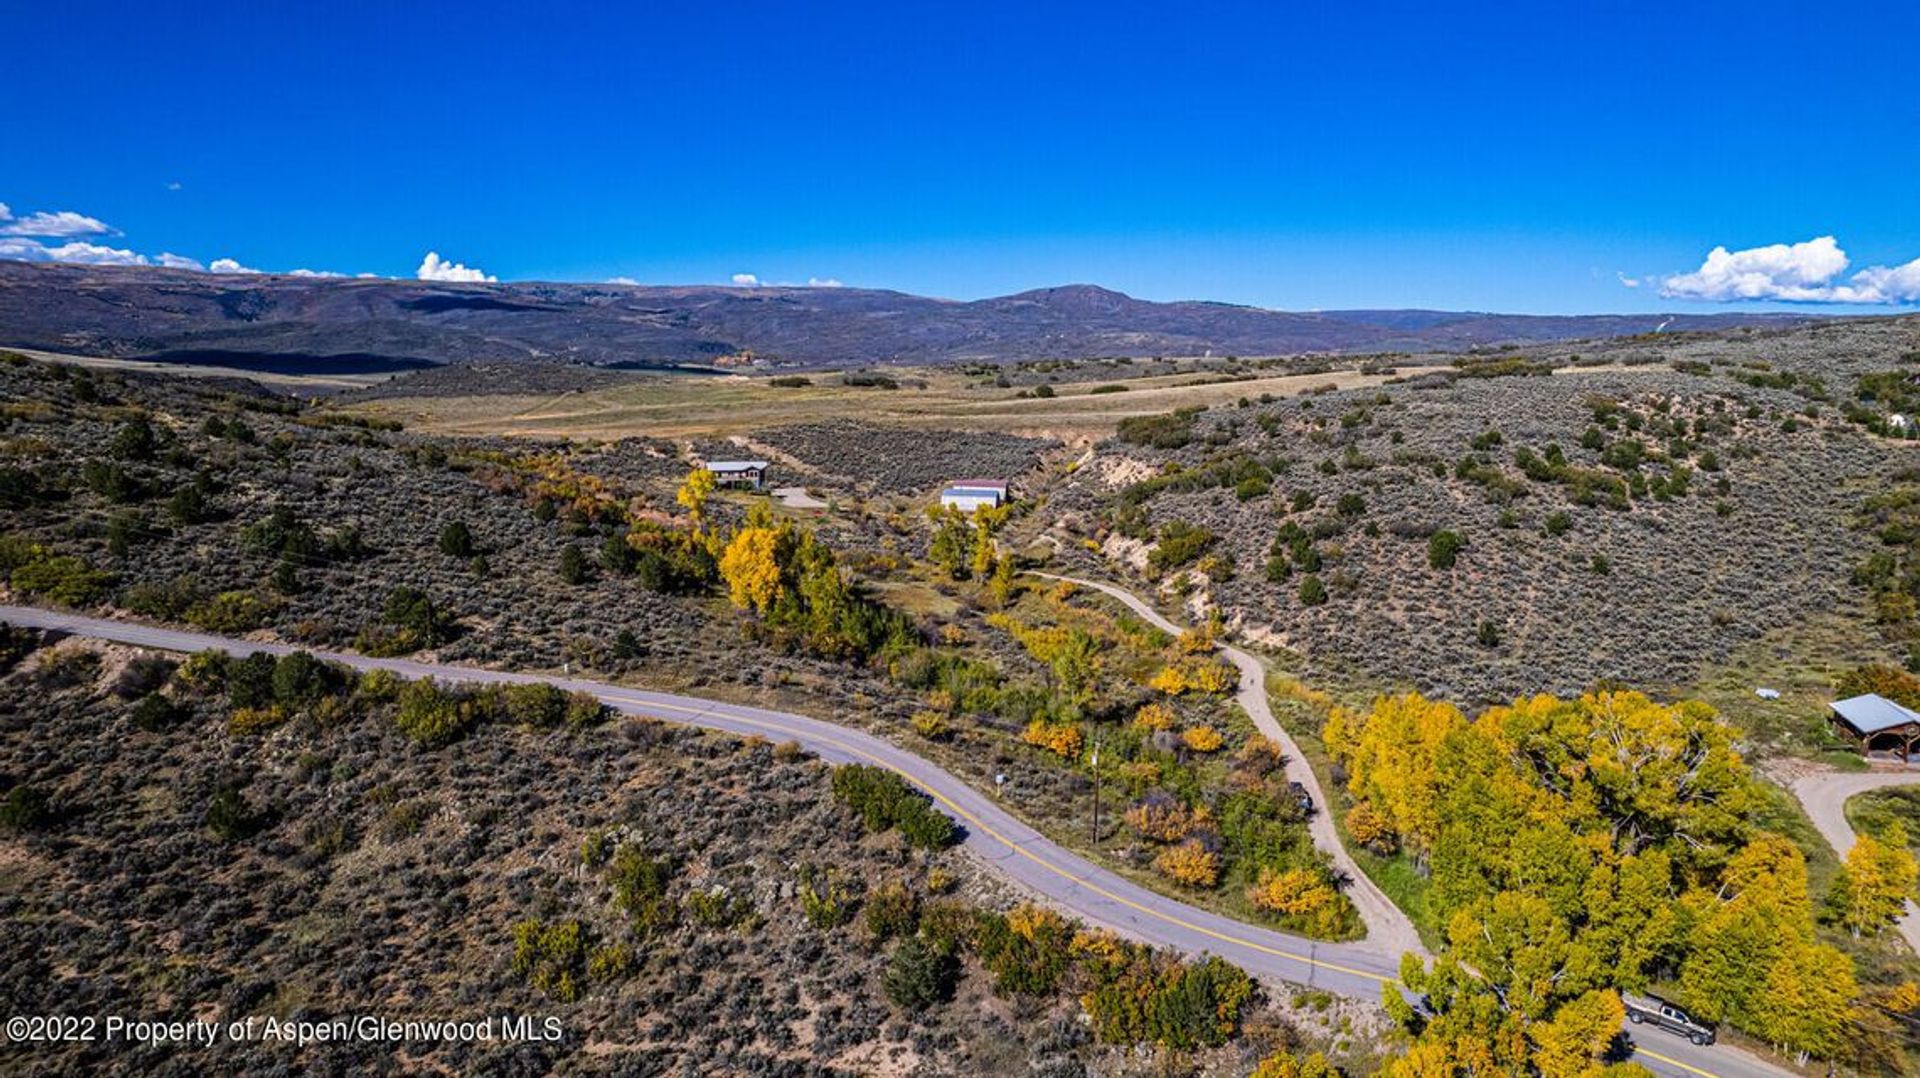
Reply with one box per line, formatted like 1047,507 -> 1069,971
599,689 -> 1733,1078
1632,1047 -> 1719,1078
597,690 -> 1395,986
17,614 -> 1731,1078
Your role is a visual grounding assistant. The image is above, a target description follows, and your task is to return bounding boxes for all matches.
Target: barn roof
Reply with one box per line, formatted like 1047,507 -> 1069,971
704,460 -> 769,472
1831,693 -> 1920,734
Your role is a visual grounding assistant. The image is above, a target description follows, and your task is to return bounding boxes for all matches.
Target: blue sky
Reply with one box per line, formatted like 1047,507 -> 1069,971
3,1 -> 1917,312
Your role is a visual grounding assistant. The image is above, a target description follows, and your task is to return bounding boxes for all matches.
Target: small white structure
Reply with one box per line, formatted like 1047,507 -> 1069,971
940,478 -> 1009,512
704,460 -> 769,490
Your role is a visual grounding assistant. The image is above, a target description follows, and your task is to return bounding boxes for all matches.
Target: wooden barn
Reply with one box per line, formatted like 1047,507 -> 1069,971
1829,693 -> 1920,762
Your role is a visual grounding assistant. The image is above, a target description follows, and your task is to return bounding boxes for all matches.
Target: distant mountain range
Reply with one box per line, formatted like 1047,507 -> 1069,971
0,260 -> 1821,371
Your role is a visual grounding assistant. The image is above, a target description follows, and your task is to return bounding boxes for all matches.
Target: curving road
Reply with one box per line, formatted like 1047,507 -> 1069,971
1790,769 -> 1920,952
1031,572 -> 1428,959
0,604 -> 1783,1078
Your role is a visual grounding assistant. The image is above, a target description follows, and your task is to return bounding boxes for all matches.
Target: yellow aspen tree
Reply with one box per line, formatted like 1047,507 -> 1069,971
719,527 -> 782,612
675,466 -> 715,533
1836,825 -> 1919,938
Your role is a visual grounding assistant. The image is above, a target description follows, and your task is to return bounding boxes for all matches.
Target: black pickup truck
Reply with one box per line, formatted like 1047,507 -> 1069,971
1623,992 -> 1715,1046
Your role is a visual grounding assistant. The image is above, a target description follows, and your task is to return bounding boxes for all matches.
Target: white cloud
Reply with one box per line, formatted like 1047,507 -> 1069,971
731,272 -> 759,286
606,276 -> 640,286
45,241 -> 146,265
288,268 -> 345,278
0,209 -> 115,238
1616,272 -> 1640,288
166,182 -> 183,191
156,252 -> 205,270
417,251 -> 496,283
807,276 -> 844,288
0,237 -> 49,261
0,237 -> 150,265
1655,236 -> 1920,304
209,257 -> 262,274
1848,258 -> 1920,304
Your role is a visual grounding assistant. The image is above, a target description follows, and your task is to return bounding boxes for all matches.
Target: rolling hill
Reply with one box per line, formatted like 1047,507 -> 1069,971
0,259 -> 1818,371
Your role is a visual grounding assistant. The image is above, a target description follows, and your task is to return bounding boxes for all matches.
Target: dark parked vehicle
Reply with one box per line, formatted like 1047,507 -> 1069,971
1287,781 -> 1313,813
1623,992 -> 1715,1046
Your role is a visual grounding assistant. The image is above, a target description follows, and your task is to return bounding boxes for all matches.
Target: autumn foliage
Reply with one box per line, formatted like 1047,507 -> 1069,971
1153,838 -> 1222,888
1021,719 -> 1083,758
1334,690 -> 1859,1064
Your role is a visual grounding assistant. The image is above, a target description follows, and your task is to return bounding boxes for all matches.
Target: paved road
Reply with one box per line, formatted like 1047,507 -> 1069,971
1033,572 -> 1428,959
0,604 -> 1784,1078
1790,768 -> 1920,952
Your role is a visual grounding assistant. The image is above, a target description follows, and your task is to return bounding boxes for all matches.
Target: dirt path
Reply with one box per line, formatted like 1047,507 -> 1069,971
1032,572 -> 1430,959
1788,768 -> 1920,953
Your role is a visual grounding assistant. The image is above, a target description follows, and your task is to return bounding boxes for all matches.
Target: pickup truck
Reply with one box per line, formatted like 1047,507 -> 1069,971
1622,992 -> 1715,1046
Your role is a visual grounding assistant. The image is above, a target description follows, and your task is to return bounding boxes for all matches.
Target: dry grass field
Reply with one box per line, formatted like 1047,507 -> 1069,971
346,364 -> 1396,442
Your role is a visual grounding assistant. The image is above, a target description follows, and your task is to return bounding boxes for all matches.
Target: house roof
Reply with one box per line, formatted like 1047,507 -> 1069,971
940,488 -> 1002,500
1831,693 -> 1920,734
704,460 -> 769,472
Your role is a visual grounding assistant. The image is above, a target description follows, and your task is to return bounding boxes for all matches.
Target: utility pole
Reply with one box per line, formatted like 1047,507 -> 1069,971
1089,737 -> 1102,848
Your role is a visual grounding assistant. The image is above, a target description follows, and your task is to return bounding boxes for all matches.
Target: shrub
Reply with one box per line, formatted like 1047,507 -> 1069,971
910,710 -> 952,740
205,783 -> 266,842
393,679 -> 472,746
186,590 -> 274,633
558,544 -> 590,585
228,705 -> 288,736
1021,718 -> 1084,758
167,485 -> 211,525
1149,521 -> 1218,572
864,880 -> 920,940
976,904 -> 1075,996
883,935 -> 957,1012
1125,792 -> 1197,842
1,785 -> 52,832
359,586 -> 455,656
270,651 -> 334,709
1149,665 -> 1192,695
502,682 -> 568,727
511,919 -> 589,1002
1298,574 -> 1327,606
1153,838 -> 1222,888
1080,944 -> 1255,1049
1247,867 -> 1346,936
608,844 -> 676,936
11,554 -> 116,606
830,764 -> 958,849
131,692 -> 186,732
1182,725 -> 1225,753
565,691 -> 608,727
1427,529 -> 1464,569
438,520 -> 475,557
1133,703 -> 1176,731
799,865 -> 855,928
1116,409 -> 1200,450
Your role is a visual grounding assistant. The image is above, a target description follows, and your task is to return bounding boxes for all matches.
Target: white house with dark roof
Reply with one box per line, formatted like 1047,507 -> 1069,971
1830,693 -> 1920,761
939,478 -> 1009,512
704,460 -> 769,490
